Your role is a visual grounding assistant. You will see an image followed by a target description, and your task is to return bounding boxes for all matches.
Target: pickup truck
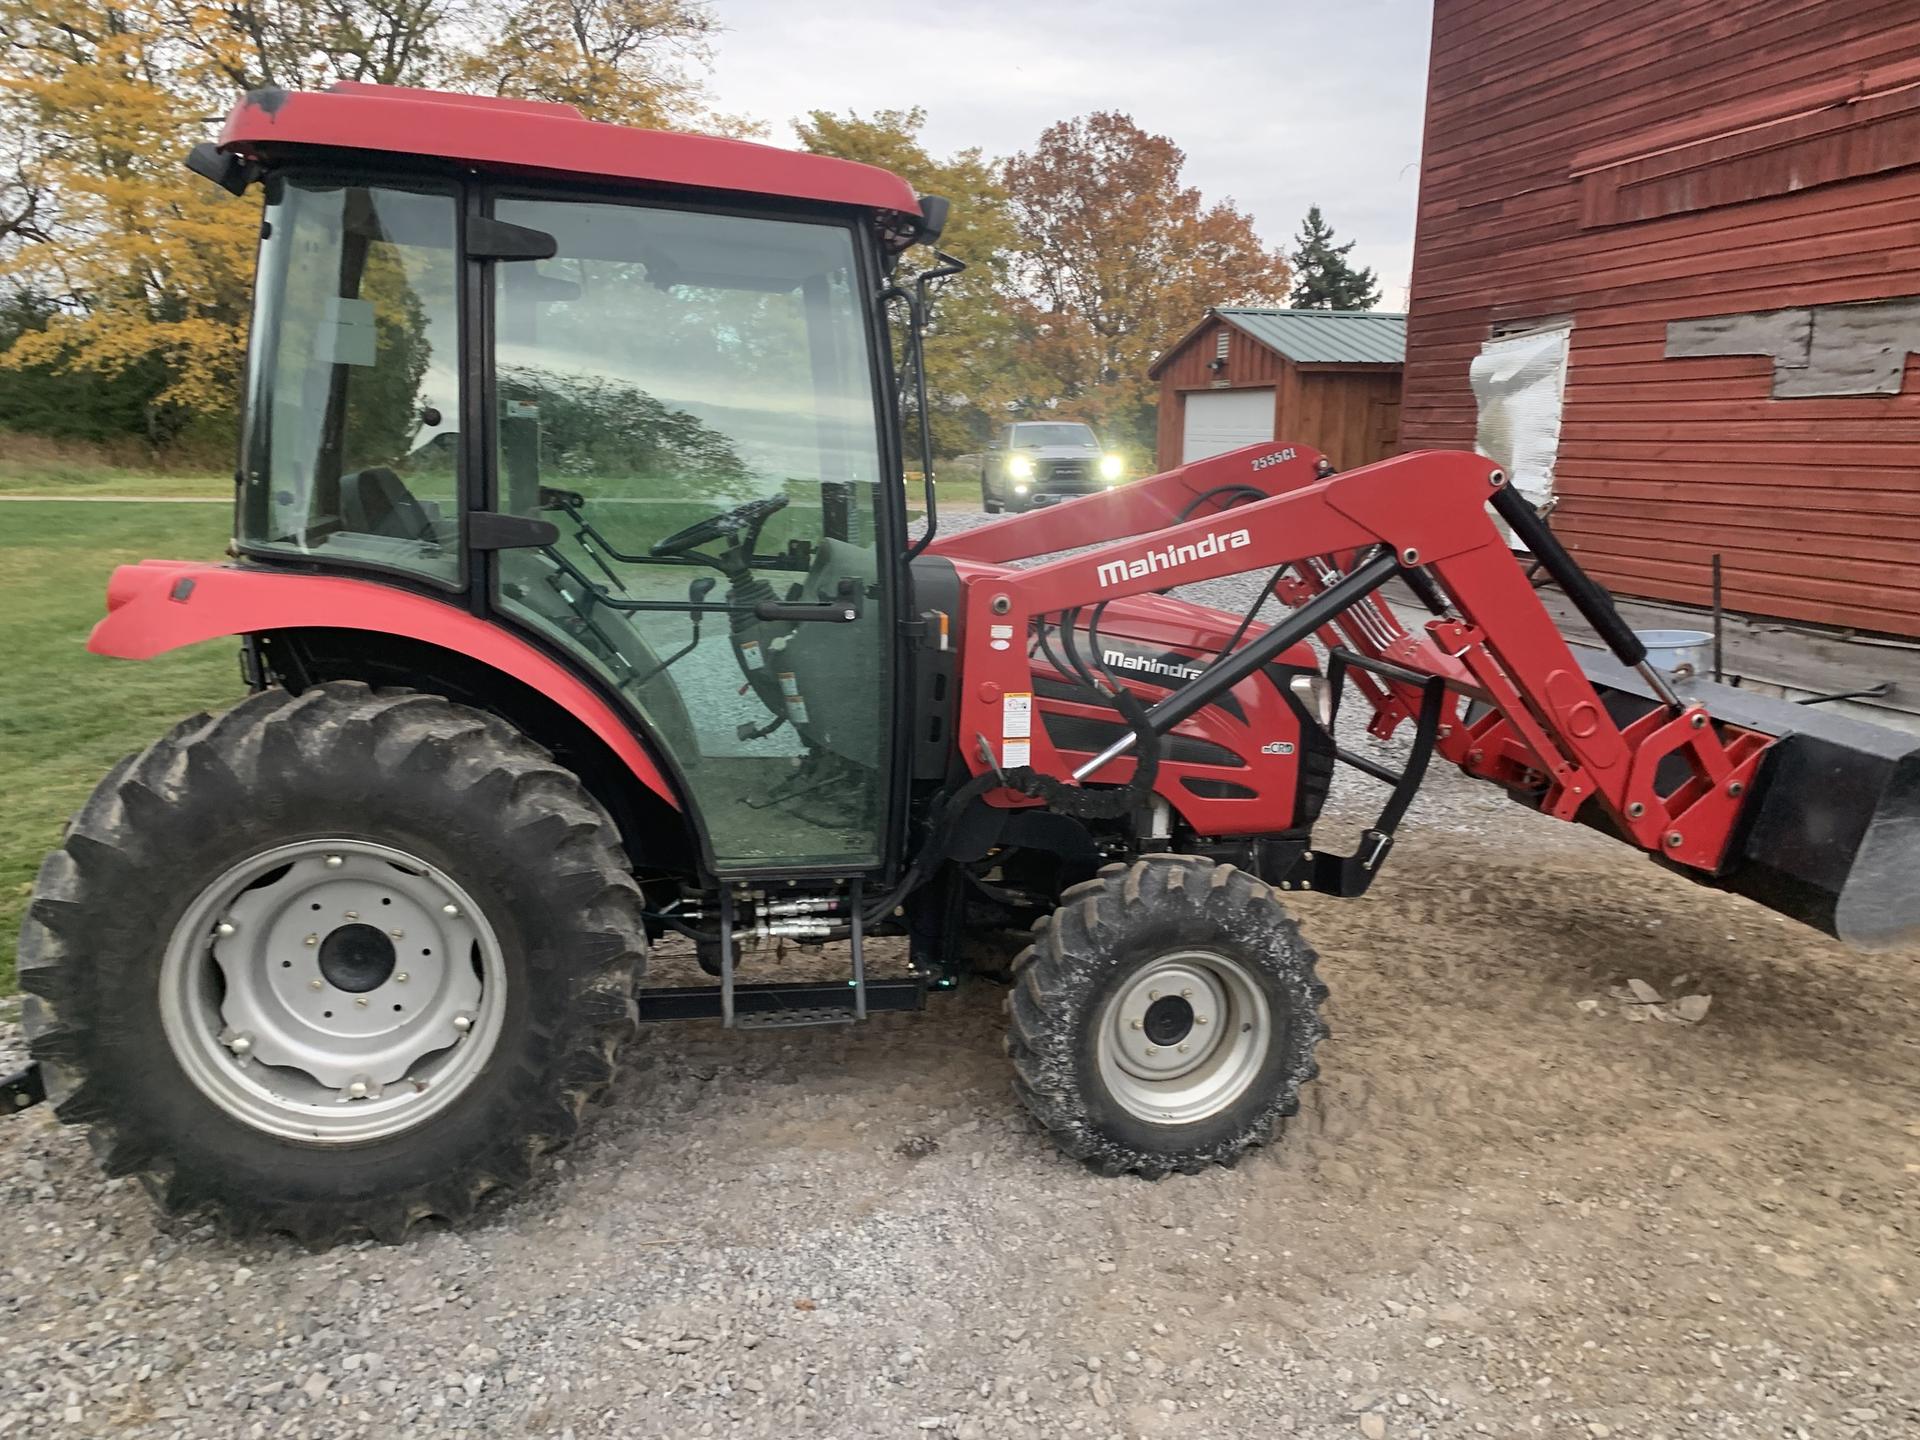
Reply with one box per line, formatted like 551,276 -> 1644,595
979,421 -> 1125,513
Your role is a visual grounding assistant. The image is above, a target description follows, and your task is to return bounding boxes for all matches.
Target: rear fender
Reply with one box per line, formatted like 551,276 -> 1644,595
92,562 -> 680,810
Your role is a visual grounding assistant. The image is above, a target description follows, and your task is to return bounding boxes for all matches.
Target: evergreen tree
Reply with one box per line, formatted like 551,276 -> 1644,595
1287,206 -> 1381,311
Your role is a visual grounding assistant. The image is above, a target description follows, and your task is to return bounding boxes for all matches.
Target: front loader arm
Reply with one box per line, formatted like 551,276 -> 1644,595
956,449 -> 1771,877
927,442 -> 1333,564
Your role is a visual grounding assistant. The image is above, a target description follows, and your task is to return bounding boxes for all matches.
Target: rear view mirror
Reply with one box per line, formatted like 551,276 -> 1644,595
184,142 -> 255,196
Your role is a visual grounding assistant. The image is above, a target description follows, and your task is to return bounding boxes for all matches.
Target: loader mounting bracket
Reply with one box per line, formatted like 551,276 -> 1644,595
1284,666 -> 1448,898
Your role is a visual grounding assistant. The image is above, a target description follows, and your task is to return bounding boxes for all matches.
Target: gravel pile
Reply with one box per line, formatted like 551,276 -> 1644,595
4,504 -> 1916,1438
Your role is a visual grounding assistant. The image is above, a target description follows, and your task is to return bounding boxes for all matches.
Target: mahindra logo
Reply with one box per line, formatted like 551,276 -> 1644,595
1096,528 -> 1252,588
1103,649 -> 1204,682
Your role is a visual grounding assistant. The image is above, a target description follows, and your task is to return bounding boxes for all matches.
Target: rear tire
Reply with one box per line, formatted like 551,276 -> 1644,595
19,682 -> 645,1244
1007,857 -> 1326,1177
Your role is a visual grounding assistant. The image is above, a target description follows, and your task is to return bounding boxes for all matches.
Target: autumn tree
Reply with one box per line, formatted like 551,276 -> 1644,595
1288,205 -> 1380,311
1002,113 -> 1290,454
0,0 -> 730,445
0,1 -> 263,428
796,106 -> 1030,459
451,0 -> 724,129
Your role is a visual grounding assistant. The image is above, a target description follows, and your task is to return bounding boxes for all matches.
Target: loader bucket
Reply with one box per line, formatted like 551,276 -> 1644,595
1580,654 -> 1920,950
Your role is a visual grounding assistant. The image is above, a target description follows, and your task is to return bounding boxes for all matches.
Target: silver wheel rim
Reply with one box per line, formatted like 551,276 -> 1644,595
159,839 -> 507,1144
1094,950 -> 1270,1125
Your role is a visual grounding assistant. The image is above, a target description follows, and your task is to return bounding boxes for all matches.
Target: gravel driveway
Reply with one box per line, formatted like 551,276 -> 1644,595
4,505 -> 1916,1439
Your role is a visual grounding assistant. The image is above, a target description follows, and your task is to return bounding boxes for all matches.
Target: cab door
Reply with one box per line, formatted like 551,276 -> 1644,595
475,192 -> 901,875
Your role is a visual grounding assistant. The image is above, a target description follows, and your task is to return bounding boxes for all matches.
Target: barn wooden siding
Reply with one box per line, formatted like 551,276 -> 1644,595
1154,327 -> 1402,473
1401,0 -> 1920,638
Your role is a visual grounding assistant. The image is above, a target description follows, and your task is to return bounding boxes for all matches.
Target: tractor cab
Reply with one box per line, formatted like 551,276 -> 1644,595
221,84 -> 946,876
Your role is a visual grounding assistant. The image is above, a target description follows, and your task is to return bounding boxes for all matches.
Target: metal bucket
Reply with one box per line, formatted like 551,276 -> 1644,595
1635,628 -> 1712,678
1580,652 -> 1920,950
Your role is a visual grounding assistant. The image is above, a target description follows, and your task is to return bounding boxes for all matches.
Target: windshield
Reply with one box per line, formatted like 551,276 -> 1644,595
1012,423 -> 1098,448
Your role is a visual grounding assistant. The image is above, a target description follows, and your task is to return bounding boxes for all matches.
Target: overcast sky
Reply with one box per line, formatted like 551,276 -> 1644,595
705,0 -> 1436,307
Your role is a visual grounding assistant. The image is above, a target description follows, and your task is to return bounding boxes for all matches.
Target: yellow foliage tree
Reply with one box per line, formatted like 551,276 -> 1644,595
0,2 -> 259,421
796,107 -> 1035,459
0,0 -> 733,437
451,0 -> 734,131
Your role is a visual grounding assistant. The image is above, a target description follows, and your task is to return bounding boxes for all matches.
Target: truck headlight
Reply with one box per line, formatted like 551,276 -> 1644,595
1013,482 -> 1029,494
1008,455 -> 1034,479
1099,454 -> 1123,481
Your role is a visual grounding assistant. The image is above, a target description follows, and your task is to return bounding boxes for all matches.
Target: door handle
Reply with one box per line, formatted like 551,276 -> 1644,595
754,577 -> 863,623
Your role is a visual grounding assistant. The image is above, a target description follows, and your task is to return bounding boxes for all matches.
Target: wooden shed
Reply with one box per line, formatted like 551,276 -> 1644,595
1401,1 -> 1920,720
1150,308 -> 1404,474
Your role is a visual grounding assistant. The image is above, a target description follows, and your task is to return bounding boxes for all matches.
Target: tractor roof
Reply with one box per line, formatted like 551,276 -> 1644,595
216,83 -> 923,219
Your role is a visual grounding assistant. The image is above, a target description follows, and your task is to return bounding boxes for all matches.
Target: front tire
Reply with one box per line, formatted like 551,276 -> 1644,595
19,682 -> 646,1244
1007,857 -> 1326,1177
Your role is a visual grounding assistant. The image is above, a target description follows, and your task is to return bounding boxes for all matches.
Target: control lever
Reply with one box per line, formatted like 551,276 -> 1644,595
754,576 -> 862,623
627,576 -> 717,689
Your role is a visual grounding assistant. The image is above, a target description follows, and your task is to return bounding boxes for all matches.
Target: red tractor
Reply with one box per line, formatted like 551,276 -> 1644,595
12,84 -> 1918,1244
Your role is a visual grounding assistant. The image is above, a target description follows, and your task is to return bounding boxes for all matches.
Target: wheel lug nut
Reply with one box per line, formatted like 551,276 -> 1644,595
1195,1014 -> 1210,1025
452,1012 -> 473,1033
1177,1043 -> 1190,1053
216,921 -> 236,937
344,910 -> 359,920
325,855 -> 343,868
1181,987 -> 1193,999
1148,990 -> 1159,1001
355,997 -> 369,1008
346,1076 -> 370,1099
390,929 -> 404,939
304,933 -> 319,947
226,1031 -> 253,1057
309,978 -> 324,991
394,972 -> 409,984
1129,1019 -> 1142,1030
443,903 -> 459,917
1145,1044 -> 1159,1055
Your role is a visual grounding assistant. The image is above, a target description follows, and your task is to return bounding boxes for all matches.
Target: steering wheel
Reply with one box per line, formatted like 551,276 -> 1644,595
650,494 -> 789,559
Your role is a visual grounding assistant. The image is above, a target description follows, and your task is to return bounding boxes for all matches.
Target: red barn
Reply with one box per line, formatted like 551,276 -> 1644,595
1402,1 -> 1920,720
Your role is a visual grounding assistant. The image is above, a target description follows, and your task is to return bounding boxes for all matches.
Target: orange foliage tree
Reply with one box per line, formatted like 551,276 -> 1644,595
1003,113 -> 1291,455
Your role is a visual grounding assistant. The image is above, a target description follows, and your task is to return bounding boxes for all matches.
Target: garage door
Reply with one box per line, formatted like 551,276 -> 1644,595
1181,388 -> 1275,463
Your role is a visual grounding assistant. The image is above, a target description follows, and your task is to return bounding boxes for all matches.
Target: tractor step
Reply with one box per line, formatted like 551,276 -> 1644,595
638,979 -> 928,1024
732,1006 -> 857,1031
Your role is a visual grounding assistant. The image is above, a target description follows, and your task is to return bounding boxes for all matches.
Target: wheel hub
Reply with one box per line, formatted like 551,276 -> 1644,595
318,923 -> 397,992
1095,951 -> 1271,1125
161,839 -> 505,1143
1142,994 -> 1195,1047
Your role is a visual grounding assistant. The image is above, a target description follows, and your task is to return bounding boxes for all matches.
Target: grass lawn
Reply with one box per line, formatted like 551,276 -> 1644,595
0,470 -> 231,499
908,472 -> 986,519
0,503 -> 241,992
0,438 -> 229,499
0,466 -> 981,995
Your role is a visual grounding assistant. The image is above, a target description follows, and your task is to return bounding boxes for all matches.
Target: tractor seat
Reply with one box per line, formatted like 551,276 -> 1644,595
340,467 -> 436,542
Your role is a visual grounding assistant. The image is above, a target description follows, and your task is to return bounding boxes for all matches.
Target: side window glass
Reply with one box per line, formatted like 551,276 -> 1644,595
239,182 -> 461,583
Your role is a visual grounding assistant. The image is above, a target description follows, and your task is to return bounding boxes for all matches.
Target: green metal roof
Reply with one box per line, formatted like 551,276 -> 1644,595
1203,307 -> 1406,367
